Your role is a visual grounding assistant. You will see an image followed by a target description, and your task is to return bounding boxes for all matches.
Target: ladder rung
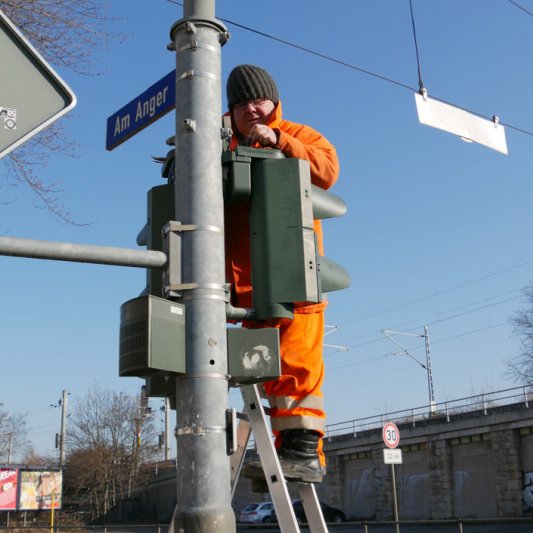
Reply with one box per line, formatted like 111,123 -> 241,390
234,384 -> 329,533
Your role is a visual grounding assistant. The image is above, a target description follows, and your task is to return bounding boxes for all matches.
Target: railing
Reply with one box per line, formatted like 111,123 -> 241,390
3,517 -> 533,532
325,384 -> 533,439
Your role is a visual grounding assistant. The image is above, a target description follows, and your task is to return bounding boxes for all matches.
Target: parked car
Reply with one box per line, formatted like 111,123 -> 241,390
273,499 -> 346,524
238,501 -> 274,523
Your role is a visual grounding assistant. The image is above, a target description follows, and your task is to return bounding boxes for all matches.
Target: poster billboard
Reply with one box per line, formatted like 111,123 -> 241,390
19,470 -> 62,510
0,468 -> 18,510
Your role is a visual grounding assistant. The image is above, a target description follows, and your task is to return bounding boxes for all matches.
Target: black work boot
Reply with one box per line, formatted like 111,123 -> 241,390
277,429 -> 325,483
241,429 -> 326,486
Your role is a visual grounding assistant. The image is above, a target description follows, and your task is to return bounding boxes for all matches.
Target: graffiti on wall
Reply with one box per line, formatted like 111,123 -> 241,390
524,471 -> 533,514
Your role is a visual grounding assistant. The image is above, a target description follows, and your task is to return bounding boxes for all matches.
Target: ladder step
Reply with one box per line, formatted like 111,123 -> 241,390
234,384 -> 329,533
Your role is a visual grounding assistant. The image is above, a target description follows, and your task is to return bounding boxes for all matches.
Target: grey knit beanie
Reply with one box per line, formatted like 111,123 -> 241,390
226,64 -> 279,110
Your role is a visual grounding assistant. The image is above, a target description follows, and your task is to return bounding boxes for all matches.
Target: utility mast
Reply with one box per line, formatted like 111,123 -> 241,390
382,327 -> 436,414
423,326 -> 436,413
164,397 -> 171,462
55,390 -> 68,466
169,1 -> 234,531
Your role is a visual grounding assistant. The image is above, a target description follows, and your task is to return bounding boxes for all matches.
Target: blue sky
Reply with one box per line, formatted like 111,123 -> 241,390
2,0 -> 533,460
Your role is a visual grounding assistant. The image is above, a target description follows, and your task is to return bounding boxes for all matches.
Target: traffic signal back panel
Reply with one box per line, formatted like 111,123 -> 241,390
119,295 -> 185,377
250,158 -> 320,319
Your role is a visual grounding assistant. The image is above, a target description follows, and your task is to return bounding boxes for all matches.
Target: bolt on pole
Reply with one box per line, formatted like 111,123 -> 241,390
170,1 -> 234,532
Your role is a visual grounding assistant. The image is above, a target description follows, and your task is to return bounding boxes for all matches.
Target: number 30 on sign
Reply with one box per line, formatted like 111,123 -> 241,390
383,422 -> 400,449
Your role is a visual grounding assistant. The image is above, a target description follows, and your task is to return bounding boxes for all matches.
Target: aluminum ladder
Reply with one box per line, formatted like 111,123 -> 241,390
231,383 -> 329,533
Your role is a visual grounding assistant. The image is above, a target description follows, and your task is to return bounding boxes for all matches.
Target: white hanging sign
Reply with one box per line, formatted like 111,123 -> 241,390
414,92 -> 508,155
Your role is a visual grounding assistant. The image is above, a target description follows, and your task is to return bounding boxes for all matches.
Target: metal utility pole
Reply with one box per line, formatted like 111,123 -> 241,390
170,1 -> 234,531
59,390 -> 68,466
164,396 -> 171,462
382,327 -> 437,414
423,326 -> 436,413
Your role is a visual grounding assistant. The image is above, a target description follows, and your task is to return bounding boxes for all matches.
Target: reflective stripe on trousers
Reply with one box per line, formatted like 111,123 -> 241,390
243,310 -> 326,466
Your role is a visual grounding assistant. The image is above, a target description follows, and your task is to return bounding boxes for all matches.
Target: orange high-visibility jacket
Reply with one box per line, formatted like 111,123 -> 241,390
225,100 -> 340,312
225,101 -> 340,465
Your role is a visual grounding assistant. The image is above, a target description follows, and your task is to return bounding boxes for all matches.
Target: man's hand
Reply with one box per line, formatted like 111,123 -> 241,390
247,124 -> 278,147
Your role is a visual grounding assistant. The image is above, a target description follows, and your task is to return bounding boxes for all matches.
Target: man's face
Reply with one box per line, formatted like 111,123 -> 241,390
232,98 -> 276,137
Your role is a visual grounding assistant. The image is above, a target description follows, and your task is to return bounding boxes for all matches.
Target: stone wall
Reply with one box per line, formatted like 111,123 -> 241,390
322,403 -> 533,520
137,401 -> 533,523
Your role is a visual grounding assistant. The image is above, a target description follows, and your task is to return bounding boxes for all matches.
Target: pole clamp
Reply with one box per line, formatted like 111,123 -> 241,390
162,221 -> 225,299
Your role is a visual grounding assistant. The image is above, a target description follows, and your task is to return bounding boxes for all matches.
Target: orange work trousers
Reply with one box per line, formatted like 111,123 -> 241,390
243,309 -> 326,466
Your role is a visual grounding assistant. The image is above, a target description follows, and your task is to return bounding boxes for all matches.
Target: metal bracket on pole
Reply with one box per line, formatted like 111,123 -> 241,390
162,221 -> 182,298
162,220 -> 226,299
228,409 -> 250,497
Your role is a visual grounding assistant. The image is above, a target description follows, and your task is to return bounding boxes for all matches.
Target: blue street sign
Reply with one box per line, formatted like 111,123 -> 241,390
106,70 -> 176,151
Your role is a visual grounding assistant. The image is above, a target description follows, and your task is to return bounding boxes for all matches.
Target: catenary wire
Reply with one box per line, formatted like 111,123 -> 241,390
20,406 -> 56,417
433,321 -> 508,346
409,0 -> 425,92
338,259 -> 533,328
324,294 -> 522,355
326,321 -> 507,370
164,0 -> 533,138
339,288 -> 523,346
508,0 -> 533,17
327,290 -> 516,347
162,1 -> 533,362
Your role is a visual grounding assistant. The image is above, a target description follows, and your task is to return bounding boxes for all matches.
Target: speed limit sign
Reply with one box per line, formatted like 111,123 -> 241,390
383,422 -> 400,449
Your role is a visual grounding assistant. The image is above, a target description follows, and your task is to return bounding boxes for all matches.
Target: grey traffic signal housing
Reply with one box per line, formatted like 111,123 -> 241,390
119,294 -> 185,377
136,183 -> 174,297
135,148 -> 176,297
223,146 -> 350,320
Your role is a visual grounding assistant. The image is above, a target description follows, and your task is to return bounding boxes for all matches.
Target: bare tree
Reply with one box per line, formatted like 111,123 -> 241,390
0,0 -> 120,223
507,282 -> 533,384
0,404 -> 27,463
21,446 -> 55,467
64,385 -> 159,519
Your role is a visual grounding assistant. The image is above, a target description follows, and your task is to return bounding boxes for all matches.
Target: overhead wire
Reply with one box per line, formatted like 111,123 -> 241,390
164,0 -> 533,138
432,321 -> 508,345
328,354 -> 389,372
324,292 -> 524,356
328,289 -> 518,347
162,0 -> 533,366
409,0 -> 425,93
326,321 -> 508,371
217,18 -> 417,93
508,0 -> 533,17
338,259 -> 533,328
20,406 -> 56,417
336,288 -> 523,349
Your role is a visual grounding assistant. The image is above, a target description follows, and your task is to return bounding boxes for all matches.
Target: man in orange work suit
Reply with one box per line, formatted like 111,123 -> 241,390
225,64 -> 340,484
